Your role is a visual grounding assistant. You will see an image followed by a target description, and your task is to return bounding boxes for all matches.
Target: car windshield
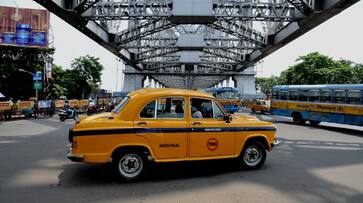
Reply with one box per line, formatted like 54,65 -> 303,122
112,96 -> 129,114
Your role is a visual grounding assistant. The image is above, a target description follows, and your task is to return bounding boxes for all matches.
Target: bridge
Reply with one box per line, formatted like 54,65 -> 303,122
34,0 -> 359,93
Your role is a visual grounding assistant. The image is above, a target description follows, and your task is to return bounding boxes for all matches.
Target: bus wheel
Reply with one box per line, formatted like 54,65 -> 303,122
309,120 -> 321,126
292,113 -> 305,125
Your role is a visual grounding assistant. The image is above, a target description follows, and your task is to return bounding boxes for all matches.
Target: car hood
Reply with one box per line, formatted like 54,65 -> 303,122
233,114 -> 273,126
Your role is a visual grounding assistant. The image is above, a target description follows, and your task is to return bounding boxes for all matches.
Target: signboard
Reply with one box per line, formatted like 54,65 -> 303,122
0,6 -> 50,48
33,81 -> 42,90
32,72 -> 42,81
0,102 -> 11,110
79,99 -> 89,107
18,101 -> 34,110
55,100 -> 65,108
69,100 -> 79,107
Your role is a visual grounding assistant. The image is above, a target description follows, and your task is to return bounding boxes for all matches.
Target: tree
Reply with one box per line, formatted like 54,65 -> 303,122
256,76 -> 279,95
44,64 -> 66,99
0,46 -> 55,100
279,52 -> 360,85
63,55 -> 104,99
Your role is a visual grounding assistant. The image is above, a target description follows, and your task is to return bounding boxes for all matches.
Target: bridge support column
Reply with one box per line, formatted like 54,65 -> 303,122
234,67 -> 256,95
122,65 -> 145,92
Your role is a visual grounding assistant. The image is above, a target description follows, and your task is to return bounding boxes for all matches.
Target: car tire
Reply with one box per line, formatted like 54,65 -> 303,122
309,120 -> 321,126
239,142 -> 266,170
113,151 -> 148,181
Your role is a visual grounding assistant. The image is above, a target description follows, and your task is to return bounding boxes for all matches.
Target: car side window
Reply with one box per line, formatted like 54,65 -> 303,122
191,98 -> 213,119
213,101 -> 224,119
156,98 -> 185,119
140,100 -> 156,118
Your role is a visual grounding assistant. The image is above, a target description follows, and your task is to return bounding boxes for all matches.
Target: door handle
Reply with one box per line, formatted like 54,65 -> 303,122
192,122 -> 201,126
138,121 -> 147,126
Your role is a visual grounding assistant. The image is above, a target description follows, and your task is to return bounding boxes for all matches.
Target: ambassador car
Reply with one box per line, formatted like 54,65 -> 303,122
68,88 -> 277,181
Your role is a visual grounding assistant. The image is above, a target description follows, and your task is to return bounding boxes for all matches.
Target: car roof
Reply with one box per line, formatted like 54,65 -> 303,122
127,88 -> 215,99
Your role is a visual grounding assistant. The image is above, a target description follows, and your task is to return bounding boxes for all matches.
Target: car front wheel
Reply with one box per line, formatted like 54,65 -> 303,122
239,142 -> 266,170
113,151 -> 147,181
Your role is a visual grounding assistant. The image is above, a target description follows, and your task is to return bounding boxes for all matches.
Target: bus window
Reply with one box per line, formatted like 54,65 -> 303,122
280,91 -> 288,100
289,90 -> 298,101
272,90 -> 279,100
333,90 -> 346,103
321,90 -> 332,103
308,90 -> 320,102
298,90 -> 308,101
347,90 -> 362,104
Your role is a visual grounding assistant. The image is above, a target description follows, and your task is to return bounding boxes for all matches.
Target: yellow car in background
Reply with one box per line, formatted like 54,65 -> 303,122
68,89 -> 277,181
251,100 -> 271,114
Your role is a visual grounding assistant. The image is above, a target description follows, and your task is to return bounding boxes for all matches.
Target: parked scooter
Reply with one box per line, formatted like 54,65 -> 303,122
59,108 -> 78,121
86,104 -> 97,116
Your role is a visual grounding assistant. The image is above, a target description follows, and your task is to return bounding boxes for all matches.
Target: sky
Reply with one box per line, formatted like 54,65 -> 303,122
1,0 -> 363,91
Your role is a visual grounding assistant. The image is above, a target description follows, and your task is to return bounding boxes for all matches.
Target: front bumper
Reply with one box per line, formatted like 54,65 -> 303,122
271,138 -> 280,148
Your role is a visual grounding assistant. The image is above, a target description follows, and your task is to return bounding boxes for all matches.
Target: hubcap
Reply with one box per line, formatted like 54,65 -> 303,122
118,154 -> 143,178
243,146 -> 262,167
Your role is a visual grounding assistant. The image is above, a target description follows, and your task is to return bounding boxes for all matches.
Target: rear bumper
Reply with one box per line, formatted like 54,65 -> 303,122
67,153 -> 84,162
67,144 -> 84,162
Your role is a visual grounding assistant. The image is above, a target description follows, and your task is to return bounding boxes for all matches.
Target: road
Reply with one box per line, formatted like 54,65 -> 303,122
0,112 -> 362,203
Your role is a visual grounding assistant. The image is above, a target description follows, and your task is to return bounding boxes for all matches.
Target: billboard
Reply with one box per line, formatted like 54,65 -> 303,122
0,6 -> 50,48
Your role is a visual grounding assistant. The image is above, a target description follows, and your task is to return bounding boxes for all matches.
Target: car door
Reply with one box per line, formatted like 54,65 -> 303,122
189,98 -> 235,157
134,97 -> 188,159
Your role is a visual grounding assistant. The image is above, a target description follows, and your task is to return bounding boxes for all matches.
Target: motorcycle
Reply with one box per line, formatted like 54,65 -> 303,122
86,104 -> 98,116
59,109 -> 78,121
106,103 -> 115,112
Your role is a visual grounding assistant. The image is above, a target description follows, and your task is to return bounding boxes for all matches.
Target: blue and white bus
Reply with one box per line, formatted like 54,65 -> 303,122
204,87 -> 240,113
271,84 -> 363,126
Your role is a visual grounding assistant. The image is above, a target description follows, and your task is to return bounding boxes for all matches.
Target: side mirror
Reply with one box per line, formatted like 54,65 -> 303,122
223,114 -> 232,123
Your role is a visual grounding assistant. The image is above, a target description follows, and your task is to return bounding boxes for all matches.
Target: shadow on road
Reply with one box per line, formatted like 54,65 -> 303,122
1,118 -> 363,202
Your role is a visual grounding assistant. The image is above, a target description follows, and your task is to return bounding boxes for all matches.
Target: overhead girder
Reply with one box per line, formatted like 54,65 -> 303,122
135,47 -> 179,62
35,0 -> 360,89
210,20 -> 267,45
116,19 -> 173,45
286,0 -> 315,16
82,0 -> 298,22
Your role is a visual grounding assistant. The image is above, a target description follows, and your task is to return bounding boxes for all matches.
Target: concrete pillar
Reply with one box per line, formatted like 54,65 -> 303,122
122,65 -> 144,92
234,66 -> 256,95
151,79 -> 155,88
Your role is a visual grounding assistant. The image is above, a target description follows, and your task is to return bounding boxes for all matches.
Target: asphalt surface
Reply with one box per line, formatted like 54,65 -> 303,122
0,111 -> 363,203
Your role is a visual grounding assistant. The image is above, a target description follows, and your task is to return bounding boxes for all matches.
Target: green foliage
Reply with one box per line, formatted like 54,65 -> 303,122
279,52 -> 361,85
63,55 -> 104,99
256,76 -> 279,95
257,52 -> 363,95
0,46 -> 55,100
45,64 -> 66,99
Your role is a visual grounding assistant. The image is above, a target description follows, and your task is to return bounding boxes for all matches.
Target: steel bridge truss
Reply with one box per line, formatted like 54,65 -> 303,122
35,0 -> 359,88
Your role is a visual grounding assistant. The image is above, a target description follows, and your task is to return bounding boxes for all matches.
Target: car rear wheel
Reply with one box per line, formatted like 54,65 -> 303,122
113,151 -> 147,181
239,142 -> 266,170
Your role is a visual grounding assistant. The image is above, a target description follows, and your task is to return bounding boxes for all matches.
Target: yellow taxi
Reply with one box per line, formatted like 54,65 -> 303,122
68,88 -> 277,181
251,100 -> 271,114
